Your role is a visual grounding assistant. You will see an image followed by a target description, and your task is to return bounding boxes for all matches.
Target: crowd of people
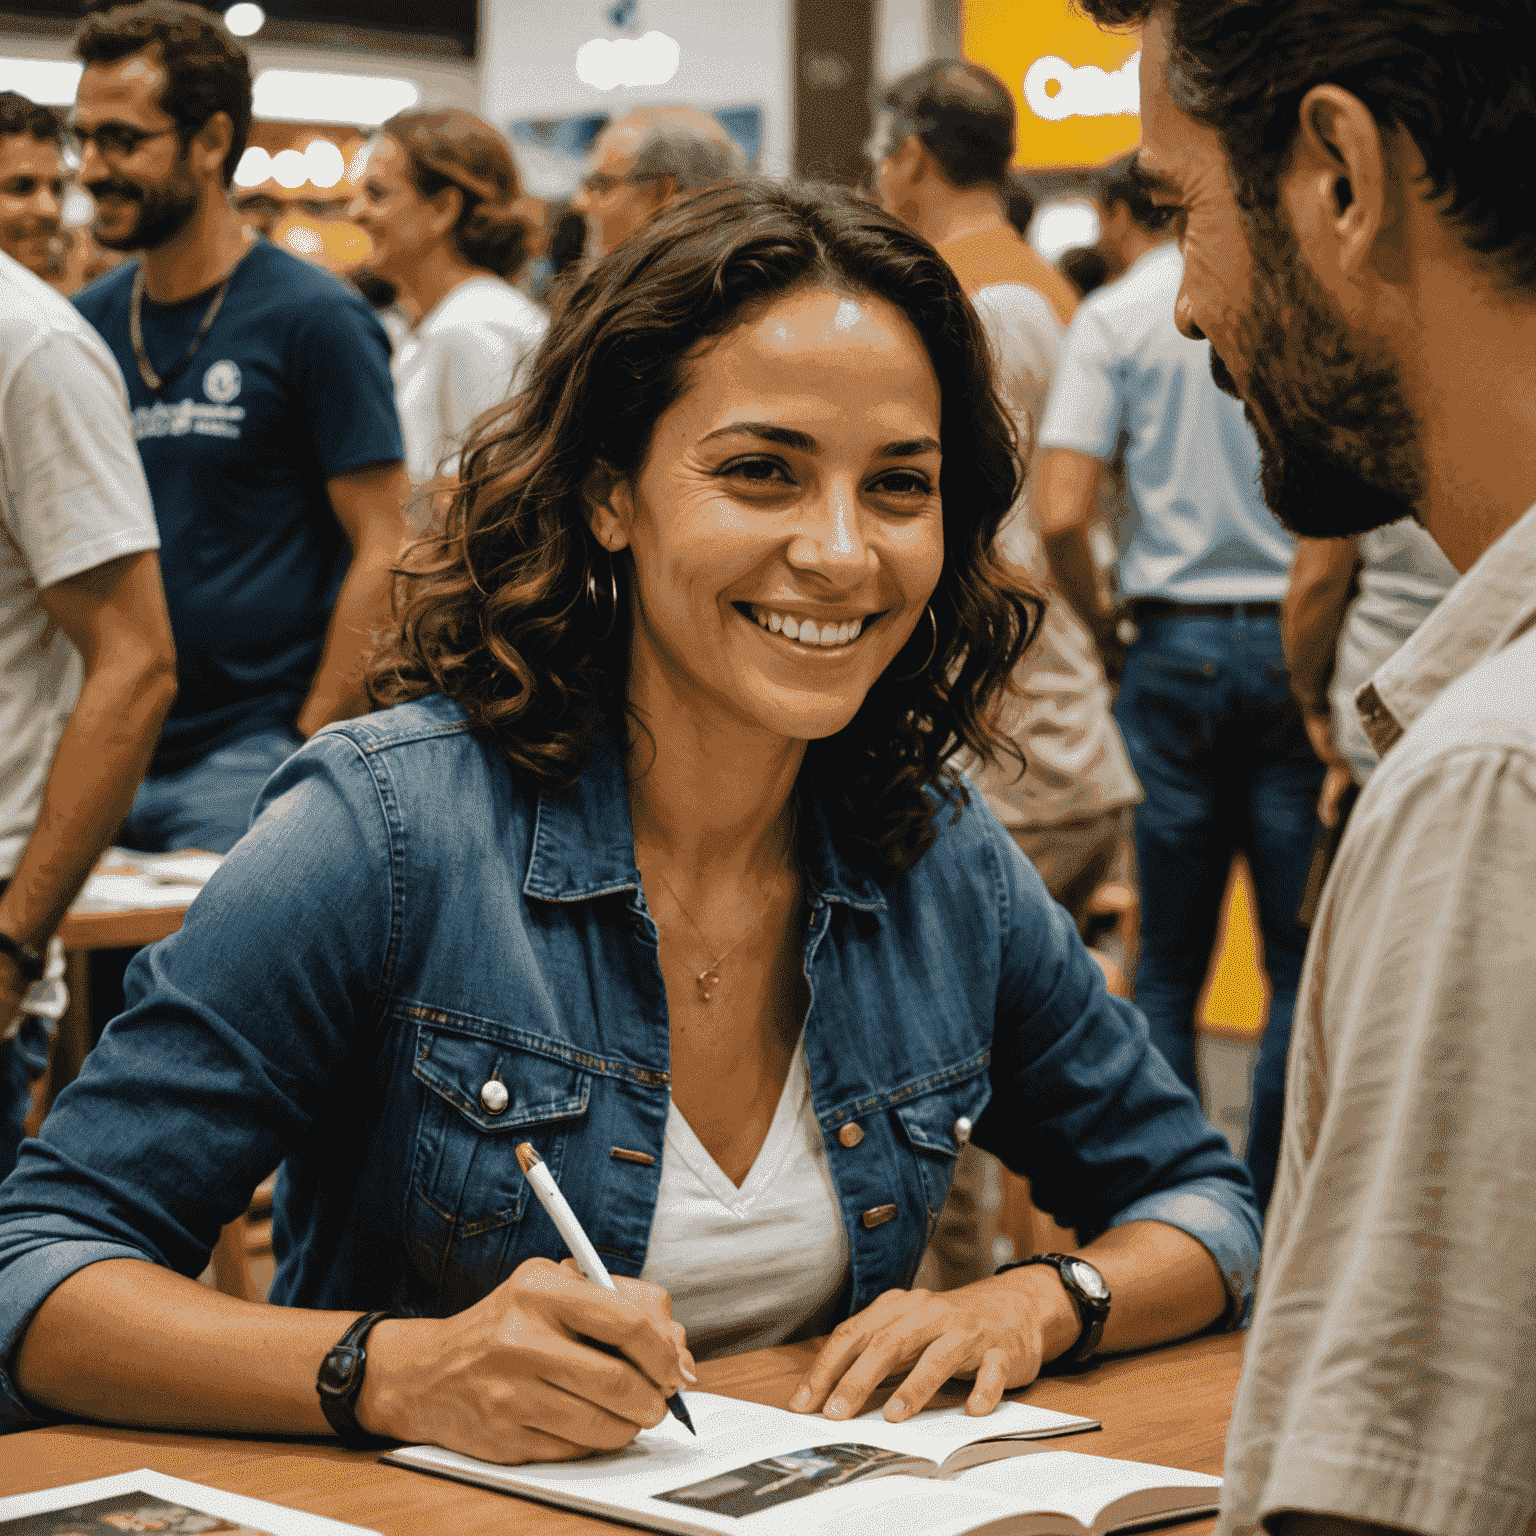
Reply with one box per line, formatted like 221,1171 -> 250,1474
0,1 -> 1529,1532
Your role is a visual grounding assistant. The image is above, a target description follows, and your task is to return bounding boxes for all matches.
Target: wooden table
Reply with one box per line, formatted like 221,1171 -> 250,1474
0,1332 -> 1242,1533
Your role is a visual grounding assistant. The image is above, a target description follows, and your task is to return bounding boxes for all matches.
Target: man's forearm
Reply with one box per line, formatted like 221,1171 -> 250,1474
1043,526 -> 1117,642
295,537 -> 398,738
0,652 -> 176,950
1283,538 -> 1359,711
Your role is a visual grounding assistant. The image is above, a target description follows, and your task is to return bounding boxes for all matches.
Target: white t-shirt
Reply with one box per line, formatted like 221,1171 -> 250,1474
639,1041 -> 851,1359
0,252 -> 160,879
391,274 -> 548,495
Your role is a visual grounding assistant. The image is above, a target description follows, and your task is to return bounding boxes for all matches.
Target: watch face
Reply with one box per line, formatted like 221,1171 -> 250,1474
1068,1259 -> 1110,1301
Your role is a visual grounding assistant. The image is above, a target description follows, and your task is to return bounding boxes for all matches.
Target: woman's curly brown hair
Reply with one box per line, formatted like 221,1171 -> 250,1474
369,178 -> 1042,878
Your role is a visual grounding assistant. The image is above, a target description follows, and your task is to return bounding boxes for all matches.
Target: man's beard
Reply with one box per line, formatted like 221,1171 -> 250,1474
88,159 -> 200,252
1218,209 -> 1428,540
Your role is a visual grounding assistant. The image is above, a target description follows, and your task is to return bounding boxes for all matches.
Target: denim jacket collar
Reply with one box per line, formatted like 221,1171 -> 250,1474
522,720 -> 887,912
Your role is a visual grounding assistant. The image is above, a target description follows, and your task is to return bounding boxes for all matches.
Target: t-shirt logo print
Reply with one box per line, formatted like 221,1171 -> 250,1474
203,360 -> 242,405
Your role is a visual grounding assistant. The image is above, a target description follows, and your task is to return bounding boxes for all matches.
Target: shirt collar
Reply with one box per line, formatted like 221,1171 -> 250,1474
522,721 -> 888,912
1356,499 -> 1536,757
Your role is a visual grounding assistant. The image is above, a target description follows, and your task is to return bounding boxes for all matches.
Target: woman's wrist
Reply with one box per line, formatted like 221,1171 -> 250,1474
352,1316 -> 422,1442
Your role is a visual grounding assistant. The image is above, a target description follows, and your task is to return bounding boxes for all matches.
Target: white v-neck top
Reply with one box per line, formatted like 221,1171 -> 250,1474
638,1043 -> 851,1360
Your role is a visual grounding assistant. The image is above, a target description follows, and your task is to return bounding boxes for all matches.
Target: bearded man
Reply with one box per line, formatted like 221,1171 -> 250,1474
1076,1 -> 1536,1533
71,0 -> 408,856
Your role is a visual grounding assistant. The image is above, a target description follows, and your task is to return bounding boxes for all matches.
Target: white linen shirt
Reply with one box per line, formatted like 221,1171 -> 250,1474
392,274 -> 547,495
1218,500 -> 1536,1536
0,252 -> 159,878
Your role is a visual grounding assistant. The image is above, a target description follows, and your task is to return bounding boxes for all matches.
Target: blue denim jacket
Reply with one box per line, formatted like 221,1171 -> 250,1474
0,695 -> 1260,1427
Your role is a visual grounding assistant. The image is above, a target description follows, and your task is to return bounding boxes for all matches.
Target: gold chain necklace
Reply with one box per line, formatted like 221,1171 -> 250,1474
128,246 -> 250,395
651,864 -> 782,1003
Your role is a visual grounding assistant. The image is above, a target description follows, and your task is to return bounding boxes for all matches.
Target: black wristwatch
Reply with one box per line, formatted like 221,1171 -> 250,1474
316,1310 -> 398,1448
997,1253 -> 1111,1366
0,928 -> 45,986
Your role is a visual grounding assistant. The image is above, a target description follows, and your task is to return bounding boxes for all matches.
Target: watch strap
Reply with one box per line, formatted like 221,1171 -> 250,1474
0,927 -> 45,985
997,1252 -> 1110,1366
316,1310 -> 398,1448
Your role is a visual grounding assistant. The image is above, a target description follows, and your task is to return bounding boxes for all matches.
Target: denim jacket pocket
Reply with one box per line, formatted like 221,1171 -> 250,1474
405,1020 -> 591,1307
891,1063 -> 993,1258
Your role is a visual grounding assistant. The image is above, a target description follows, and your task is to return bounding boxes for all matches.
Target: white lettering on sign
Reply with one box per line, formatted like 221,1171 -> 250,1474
1023,53 -> 1140,122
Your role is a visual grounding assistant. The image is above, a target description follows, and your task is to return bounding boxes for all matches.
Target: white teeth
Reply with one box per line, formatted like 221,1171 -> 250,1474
748,605 -> 869,646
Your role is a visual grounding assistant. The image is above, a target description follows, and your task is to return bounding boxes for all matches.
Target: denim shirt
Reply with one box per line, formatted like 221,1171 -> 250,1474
0,695 -> 1260,1427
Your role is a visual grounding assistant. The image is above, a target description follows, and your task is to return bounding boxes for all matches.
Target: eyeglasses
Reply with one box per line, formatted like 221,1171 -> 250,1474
579,170 -> 668,196
65,123 -> 178,162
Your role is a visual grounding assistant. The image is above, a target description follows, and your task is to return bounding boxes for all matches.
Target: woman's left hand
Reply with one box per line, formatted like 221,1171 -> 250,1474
787,1267 -> 1078,1423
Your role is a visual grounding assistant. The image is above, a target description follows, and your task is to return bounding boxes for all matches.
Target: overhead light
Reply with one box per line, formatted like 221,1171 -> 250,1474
62,187 -> 96,228
233,145 -> 273,187
1023,54 -> 1140,123
0,57 -> 83,106
252,68 -> 420,126
271,148 -> 308,189
304,138 -> 345,189
575,31 -> 681,91
224,3 -> 266,38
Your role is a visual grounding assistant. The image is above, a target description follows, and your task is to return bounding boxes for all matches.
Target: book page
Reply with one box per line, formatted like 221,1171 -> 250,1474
389,1392 -> 1100,1534
959,1451 -> 1221,1531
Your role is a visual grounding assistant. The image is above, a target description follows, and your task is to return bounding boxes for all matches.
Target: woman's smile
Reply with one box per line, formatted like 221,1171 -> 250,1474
737,601 -> 885,651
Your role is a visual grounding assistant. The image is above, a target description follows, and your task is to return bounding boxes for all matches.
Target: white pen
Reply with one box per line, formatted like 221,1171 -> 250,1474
515,1141 -> 696,1434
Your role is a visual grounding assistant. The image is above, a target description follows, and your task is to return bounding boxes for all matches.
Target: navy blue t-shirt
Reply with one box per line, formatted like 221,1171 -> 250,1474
75,241 -> 403,773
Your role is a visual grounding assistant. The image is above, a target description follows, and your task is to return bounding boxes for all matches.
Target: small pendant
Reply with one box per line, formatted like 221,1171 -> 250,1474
696,968 -> 721,1002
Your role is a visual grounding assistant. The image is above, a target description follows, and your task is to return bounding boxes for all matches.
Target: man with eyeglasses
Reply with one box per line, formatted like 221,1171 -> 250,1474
68,0 -> 408,860
572,105 -> 744,268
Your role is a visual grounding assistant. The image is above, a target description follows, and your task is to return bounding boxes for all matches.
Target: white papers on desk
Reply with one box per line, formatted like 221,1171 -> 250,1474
0,1468 -> 378,1534
71,849 -> 224,913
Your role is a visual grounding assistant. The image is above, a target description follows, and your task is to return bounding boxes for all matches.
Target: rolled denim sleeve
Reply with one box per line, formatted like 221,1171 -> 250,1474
0,731 -> 394,1429
975,823 -> 1261,1323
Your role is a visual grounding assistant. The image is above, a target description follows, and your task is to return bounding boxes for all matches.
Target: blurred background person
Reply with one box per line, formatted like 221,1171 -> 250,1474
0,91 -> 67,282
1284,522 -> 1458,846
869,59 -> 1142,1288
1035,162 -> 1316,1216
350,107 -> 546,526
2,224 -> 174,1176
572,104 -> 745,268
70,0 -> 408,859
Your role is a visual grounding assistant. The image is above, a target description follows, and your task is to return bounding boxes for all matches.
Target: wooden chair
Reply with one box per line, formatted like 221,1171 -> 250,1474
210,1173 -> 277,1303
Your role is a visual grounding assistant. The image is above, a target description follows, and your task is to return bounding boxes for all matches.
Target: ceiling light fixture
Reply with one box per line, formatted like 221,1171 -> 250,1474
252,69 -> 420,126
223,3 -> 266,38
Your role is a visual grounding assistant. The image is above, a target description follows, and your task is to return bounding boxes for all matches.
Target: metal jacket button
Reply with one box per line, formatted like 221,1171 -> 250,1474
480,1078 -> 509,1114
838,1122 -> 864,1149
861,1204 -> 897,1229
953,1116 -> 973,1147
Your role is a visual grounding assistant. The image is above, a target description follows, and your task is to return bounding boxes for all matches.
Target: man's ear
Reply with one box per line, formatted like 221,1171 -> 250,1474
191,110 -> 234,182
584,464 -> 635,553
1283,84 -> 1397,283
894,133 -> 928,185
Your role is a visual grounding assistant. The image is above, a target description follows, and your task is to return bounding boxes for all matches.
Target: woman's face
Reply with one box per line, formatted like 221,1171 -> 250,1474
348,133 -> 441,283
594,284 -> 946,746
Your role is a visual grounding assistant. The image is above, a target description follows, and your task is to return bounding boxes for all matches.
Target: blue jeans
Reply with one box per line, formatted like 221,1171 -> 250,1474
1112,608 -> 1324,1214
120,726 -> 305,856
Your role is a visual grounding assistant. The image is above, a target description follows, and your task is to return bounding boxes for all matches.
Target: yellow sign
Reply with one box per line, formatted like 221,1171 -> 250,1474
961,0 -> 1142,169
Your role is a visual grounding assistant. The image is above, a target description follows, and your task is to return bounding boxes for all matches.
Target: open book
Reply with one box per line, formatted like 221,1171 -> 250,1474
385,1390 -> 1218,1534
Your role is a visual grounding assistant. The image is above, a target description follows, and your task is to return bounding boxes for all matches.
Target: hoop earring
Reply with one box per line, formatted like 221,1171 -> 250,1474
892,603 -> 938,682
585,549 -> 620,643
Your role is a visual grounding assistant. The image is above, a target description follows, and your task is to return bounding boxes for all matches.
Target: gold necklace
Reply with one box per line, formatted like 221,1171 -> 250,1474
128,243 -> 253,396
651,864 -> 782,1003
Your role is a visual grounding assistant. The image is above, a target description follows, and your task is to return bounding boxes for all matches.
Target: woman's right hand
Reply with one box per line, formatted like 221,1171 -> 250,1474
357,1257 -> 692,1463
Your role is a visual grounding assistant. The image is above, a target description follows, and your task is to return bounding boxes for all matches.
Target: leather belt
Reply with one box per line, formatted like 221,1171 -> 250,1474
1127,598 -> 1282,622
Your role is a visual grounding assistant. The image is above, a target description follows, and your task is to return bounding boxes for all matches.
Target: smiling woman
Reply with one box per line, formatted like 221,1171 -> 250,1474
0,179 -> 1261,1468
